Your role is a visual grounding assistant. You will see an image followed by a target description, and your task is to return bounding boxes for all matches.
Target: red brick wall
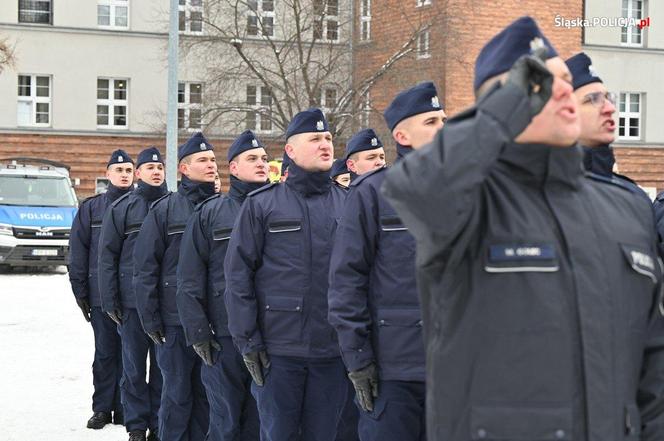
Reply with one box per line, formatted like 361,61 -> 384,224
614,147 -> 664,192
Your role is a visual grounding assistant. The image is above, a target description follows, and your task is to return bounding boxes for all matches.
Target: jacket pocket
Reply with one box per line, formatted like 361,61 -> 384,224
375,308 -> 424,365
213,227 -> 233,241
262,295 -> 303,344
268,219 -> 302,233
167,223 -> 186,236
470,405 -> 572,440
380,215 -> 408,232
484,243 -> 559,273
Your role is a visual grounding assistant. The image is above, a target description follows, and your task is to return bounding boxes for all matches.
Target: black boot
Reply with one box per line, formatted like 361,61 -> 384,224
113,409 -> 125,425
128,429 -> 147,441
86,411 -> 112,429
146,430 -> 160,441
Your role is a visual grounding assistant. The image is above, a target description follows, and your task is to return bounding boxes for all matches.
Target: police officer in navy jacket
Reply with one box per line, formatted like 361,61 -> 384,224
69,149 -> 134,429
134,133 -> 216,441
328,82 -> 446,441
177,130 -> 269,441
224,109 -> 347,441
98,147 -> 167,441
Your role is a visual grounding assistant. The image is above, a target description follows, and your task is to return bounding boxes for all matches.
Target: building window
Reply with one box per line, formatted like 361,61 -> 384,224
179,0 -> 203,33
246,0 -> 274,37
97,78 -> 128,129
360,0 -> 371,41
178,82 -> 203,130
618,92 -> 642,140
417,30 -> 430,59
621,0 -> 644,46
245,85 -> 273,132
18,0 -> 52,24
17,74 -> 51,126
360,93 -> 371,128
98,0 -> 129,28
313,0 -> 339,41
416,0 -> 431,6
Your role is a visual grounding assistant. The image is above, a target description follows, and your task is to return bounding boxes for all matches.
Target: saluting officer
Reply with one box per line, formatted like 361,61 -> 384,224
177,130 -> 268,441
134,133 -> 216,441
98,147 -> 168,441
328,82 -> 445,441
224,109 -> 347,441
383,17 -> 664,441
68,149 -> 133,429
344,128 -> 386,180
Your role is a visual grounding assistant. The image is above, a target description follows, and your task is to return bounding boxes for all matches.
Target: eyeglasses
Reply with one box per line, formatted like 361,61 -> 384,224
581,91 -> 617,108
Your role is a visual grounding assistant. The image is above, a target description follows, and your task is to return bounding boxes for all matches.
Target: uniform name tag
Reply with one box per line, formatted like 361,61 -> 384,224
91,220 -> 103,228
485,243 -> 558,273
380,215 -> 407,232
167,224 -> 186,236
621,244 -> 657,283
213,227 -> 233,241
125,223 -> 142,235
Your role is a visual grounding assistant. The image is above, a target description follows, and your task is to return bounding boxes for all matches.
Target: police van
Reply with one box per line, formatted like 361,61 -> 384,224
0,157 -> 78,268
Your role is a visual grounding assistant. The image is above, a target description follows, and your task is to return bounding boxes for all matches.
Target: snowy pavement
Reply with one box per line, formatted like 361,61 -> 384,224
0,270 -> 126,441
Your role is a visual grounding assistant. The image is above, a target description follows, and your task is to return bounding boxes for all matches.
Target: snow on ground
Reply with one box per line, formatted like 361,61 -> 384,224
0,270 -> 126,441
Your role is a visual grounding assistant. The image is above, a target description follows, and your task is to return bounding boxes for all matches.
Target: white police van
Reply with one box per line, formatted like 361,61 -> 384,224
0,157 -> 78,268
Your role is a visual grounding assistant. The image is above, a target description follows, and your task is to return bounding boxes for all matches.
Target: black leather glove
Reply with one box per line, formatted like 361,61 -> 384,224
147,329 -> 165,345
348,363 -> 379,412
243,350 -> 270,386
505,44 -> 553,119
76,298 -> 91,322
193,339 -> 222,366
106,308 -> 123,325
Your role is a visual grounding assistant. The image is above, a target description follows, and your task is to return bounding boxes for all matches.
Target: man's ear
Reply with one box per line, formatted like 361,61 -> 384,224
178,162 -> 188,176
346,158 -> 356,174
105,168 -> 111,179
393,127 -> 410,146
284,143 -> 295,159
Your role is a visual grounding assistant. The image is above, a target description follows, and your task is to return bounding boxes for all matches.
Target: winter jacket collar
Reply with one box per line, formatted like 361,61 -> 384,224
285,161 -> 332,196
178,175 -> 216,205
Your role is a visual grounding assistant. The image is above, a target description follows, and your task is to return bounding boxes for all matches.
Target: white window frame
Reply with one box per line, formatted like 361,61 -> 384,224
417,30 -> 431,59
618,92 -> 643,140
313,0 -> 339,42
97,0 -> 129,29
245,84 -> 273,133
313,87 -> 338,112
621,0 -> 644,47
179,0 -> 203,34
17,74 -> 51,127
360,0 -> 371,41
97,78 -> 129,130
416,0 -> 431,6
18,0 -> 52,24
178,82 -> 203,131
360,92 -> 371,128
246,0 -> 275,38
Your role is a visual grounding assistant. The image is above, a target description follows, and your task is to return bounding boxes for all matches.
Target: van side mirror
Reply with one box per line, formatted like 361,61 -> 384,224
74,178 -> 80,187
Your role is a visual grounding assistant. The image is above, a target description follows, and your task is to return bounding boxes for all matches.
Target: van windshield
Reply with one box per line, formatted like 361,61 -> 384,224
0,175 -> 77,207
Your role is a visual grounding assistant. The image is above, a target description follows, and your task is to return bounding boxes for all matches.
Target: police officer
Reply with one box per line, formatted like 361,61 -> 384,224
68,149 -> 133,429
328,82 -> 445,441
344,128 -> 386,180
134,133 -> 215,441
177,130 -> 268,441
98,147 -> 167,441
279,151 -> 291,182
224,109 -> 347,441
330,159 -> 350,189
382,16 -> 664,441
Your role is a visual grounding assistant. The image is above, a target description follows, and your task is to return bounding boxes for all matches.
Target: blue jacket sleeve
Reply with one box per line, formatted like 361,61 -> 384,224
328,185 -> 377,371
134,204 -> 166,333
223,197 -> 265,355
68,201 -> 91,301
177,209 -> 212,346
98,202 -> 125,312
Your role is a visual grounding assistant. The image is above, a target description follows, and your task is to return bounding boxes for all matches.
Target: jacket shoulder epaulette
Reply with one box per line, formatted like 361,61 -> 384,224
81,192 -> 104,205
149,192 -> 172,209
195,193 -> 222,212
110,191 -> 132,208
585,172 -> 635,194
350,167 -> 386,188
248,182 -> 278,197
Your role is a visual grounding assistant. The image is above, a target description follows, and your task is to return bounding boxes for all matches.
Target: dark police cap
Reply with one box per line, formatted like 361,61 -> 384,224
383,81 -> 442,131
136,146 -> 164,169
285,108 -> 329,139
178,131 -> 214,162
228,130 -> 265,162
474,16 -> 558,91
565,52 -> 603,91
344,128 -> 384,159
281,151 -> 291,177
330,158 -> 349,178
107,149 -> 134,168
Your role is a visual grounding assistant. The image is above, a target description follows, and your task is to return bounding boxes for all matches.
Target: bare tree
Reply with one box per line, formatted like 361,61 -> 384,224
178,0 -> 437,138
0,36 -> 16,74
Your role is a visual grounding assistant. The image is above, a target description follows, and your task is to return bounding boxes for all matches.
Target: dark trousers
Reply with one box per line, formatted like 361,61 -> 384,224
90,306 -> 122,414
251,355 -> 347,441
201,336 -> 260,441
121,308 -> 162,432
156,325 -> 209,441
335,379 -> 360,441
357,380 -> 426,441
